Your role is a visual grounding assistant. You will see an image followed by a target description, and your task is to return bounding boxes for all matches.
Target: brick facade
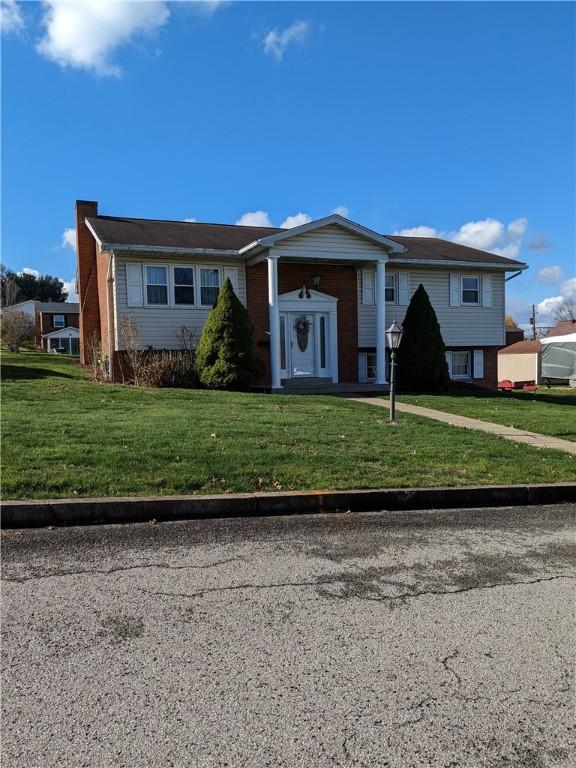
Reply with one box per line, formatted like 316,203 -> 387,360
32,310 -> 79,351
445,345 -> 499,389
76,200 -> 100,364
246,261 -> 359,385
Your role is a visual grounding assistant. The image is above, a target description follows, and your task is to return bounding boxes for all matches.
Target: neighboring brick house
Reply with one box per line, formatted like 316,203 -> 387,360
75,199 -> 528,389
10,300 -> 80,354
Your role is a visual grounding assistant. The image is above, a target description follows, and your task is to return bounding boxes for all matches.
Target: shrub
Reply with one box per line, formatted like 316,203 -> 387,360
0,310 -> 36,352
140,351 -> 196,389
195,277 -> 264,390
396,283 -> 450,392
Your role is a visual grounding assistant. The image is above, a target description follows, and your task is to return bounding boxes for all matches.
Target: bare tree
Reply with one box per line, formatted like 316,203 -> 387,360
553,296 -> 576,323
0,311 -> 36,351
86,330 -> 108,381
0,264 -> 20,307
174,325 -> 197,356
120,315 -> 146,386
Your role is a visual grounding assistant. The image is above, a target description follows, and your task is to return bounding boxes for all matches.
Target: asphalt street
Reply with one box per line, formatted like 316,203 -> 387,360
2,504 -> 575,768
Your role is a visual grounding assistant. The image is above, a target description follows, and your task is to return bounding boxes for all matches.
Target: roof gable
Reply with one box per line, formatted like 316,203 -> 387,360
240,214 -> 405,255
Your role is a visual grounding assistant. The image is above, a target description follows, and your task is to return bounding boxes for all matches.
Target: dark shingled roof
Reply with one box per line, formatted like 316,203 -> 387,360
546,320 -> 576,337
499,340 -> 542,354
86,215 -> 526,267
87,216 -> 283,251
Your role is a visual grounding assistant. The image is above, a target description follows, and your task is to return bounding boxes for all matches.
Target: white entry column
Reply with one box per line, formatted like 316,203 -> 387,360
375,258 -> 388,384
267,252 -> 282,390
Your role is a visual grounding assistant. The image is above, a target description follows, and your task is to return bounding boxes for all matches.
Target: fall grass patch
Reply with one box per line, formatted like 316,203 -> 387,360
399,389 -> 576,441
2,351 -> 574,500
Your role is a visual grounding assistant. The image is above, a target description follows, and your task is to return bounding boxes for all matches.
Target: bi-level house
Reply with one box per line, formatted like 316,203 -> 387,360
76,200 -> 527,390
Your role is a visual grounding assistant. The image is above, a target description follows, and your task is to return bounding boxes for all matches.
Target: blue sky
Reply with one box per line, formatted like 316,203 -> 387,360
1,0 -> 574,326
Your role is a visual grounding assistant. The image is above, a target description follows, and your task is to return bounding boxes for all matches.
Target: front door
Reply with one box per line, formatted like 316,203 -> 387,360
290,313 -> 316,377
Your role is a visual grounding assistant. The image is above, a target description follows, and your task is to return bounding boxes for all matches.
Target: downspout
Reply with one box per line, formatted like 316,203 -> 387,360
106,251 -> 115,380
505,270 -> 523,282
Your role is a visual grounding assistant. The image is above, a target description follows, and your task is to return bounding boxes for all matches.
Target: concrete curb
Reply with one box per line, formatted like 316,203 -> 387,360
2,483 -> 576,528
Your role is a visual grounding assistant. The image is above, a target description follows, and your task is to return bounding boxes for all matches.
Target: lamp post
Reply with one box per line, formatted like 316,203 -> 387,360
386,320 -> 404,423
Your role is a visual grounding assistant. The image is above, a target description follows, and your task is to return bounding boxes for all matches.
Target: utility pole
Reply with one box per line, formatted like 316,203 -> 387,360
531,304 -> 537,340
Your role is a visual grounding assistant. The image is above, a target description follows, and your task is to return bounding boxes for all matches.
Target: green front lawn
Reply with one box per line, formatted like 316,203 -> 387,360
399,389 -> 576,441
1,351 -> 574,500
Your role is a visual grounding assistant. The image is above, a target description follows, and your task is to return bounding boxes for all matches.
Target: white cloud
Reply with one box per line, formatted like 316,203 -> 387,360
393,225 -> 439,238
183,217 -> 197,223
451,218 -> 505,250
561,277 -> 576,298
491,244 -> 520,260
61,227 -> 76,249
262,20 -> 310,61
393,216 -> 528,259
19,267 -> 42,279
507,218 -> 528,239
37,0 -> 170,76
1,0 -> 24,34
332,205 -> 349,218
62,279 -> 78,302
537,265 -> 563,285
280,212 -> 311,229
188,1 -> 229,16
536,295 -> 564,324
235,210 -> 273,227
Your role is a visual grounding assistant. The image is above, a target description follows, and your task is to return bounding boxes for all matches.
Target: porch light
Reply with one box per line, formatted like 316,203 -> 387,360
312,274 -> 321,288
386,320 -> 404,351
386,319 -> 403,423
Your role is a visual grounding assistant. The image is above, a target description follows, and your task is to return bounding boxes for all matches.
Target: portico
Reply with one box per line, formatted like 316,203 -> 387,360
265,253 -> 390,390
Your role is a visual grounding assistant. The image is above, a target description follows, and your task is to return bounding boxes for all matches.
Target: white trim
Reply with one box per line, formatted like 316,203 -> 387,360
268,254 -> 282,390
278,288 -> 339,312
541,332 -> 576,344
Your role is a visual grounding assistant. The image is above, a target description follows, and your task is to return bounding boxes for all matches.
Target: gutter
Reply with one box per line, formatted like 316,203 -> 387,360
505,270 -> 524,282
100,243 -> 240,257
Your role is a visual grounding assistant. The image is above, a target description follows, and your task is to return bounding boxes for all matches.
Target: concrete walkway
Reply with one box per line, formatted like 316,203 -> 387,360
350,397 -> 576,455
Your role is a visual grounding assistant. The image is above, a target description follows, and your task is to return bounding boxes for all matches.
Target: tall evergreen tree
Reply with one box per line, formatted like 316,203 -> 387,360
196,278 -> 264,390
396,283 -> 450,391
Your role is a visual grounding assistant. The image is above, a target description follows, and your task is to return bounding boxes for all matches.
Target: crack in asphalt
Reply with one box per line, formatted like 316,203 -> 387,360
440,650 -> 462,686
135,573 -> 574,602
1,556 -> 244,584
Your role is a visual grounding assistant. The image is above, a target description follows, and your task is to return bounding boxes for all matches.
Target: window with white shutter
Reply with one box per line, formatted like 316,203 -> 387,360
449,274 -> 460,306
126,263 -> 143,307
361,269 -> 375,305
473,350 -> 484,379
482,275 -> 492,307
398,272 -> 410,305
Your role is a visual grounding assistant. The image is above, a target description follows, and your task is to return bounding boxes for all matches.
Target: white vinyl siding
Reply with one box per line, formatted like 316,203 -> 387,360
272,223 -> 386,259
358,268 -> 505,348
115,256 -> 247,350
223,266 -> 239,295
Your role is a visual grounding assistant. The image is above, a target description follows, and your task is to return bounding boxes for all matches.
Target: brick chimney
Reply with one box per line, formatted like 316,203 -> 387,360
75,200 -> 100,365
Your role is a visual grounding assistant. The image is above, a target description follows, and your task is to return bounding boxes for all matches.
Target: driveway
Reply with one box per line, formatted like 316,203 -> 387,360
2,504 -> 575,767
